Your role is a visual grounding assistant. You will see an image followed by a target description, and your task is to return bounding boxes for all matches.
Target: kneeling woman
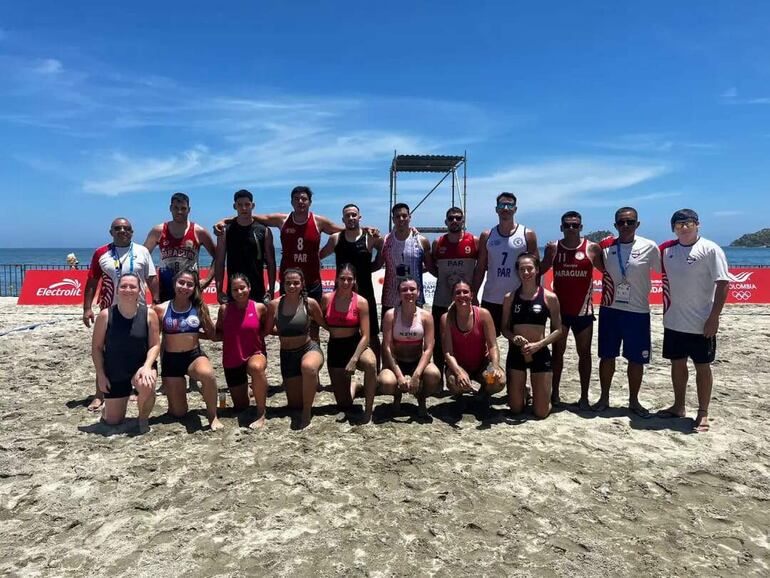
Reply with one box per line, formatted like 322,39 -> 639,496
215,273 -> 268,429
441,280 -> 505,396
322,264 -> 377,423
155,269 -> 223,431
91,273 -> 160,434
263,268 -> 327,429
378,277 -> 442,416
501,253 -> 562,418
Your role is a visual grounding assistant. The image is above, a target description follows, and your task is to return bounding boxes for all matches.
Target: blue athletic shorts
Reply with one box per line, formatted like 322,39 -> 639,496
598,307 -> 651,364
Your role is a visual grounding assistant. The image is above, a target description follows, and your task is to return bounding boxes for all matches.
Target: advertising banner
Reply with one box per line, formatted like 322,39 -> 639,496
18,267 -> 770,305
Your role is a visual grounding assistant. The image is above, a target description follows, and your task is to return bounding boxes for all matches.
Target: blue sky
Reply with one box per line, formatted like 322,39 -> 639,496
1,1 -> 769,248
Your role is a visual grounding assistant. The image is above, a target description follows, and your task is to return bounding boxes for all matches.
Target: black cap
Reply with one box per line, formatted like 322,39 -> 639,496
671,208 -> 699,229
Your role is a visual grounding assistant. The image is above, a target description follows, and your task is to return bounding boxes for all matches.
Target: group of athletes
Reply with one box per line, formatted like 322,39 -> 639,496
84,186 -> 730,433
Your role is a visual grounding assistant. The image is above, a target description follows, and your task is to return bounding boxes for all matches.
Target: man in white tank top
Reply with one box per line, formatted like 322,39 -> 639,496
472,192 -> 539,335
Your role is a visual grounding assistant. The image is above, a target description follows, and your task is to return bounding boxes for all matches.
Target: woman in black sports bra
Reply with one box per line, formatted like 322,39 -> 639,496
501,253 -> 562,418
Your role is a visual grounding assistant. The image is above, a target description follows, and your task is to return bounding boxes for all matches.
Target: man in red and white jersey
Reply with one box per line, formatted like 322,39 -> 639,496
430,207 -> 478,372
82,217 -> 158,411
657,209 -> 729,433
541,211 -> 602,409
595,207 -> 661,417
143,192 -> 217,303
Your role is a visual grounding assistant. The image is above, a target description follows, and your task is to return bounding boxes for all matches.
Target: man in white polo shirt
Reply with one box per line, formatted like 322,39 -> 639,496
656,209 -> 729,433
594,207 -> 661,417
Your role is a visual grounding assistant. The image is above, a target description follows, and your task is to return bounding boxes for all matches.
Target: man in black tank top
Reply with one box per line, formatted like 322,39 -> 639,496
214,190 -> 277,303
320,203 -> 384,362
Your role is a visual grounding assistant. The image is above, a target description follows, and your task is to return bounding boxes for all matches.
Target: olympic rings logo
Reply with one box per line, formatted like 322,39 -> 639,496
732,291 -> 752,301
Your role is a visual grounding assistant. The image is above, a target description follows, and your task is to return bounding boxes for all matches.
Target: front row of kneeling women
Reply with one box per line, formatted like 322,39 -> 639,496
92,252 -> 562,432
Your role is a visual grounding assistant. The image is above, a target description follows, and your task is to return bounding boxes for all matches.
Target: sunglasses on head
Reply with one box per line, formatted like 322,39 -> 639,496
615,219 -> 637,226
562,222 -> 581,229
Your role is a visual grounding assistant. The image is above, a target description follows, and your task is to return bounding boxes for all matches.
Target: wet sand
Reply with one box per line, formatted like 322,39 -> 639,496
1,297 -> 769,576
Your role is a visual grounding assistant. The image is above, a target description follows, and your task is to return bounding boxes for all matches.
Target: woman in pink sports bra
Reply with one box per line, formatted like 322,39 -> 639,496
378,277 -> 442,417
321,264 -> 377,423
214,273 -> 269,429
441,280 -> 506,397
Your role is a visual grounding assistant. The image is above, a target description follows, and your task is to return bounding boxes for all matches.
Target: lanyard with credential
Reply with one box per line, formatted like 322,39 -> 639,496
111,242 -> 134,277
615,239 -> 629,282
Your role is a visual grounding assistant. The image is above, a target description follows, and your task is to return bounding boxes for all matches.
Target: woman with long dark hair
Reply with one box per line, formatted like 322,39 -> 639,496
91,273 -> 160,434
501,253 -> 562,418
378,276 -> 442,417
154,269 -> 223,430
262,268 -> 326,429
322,263 -> 377,423
214,273 -> 268,429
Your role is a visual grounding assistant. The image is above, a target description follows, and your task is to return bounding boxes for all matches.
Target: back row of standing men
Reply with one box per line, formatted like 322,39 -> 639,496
83,186 -> 729,432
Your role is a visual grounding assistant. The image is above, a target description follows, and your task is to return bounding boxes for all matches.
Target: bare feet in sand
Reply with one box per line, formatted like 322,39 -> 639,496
693,410 -> 710,433
248,415 -> 266,430
551,391 -> 562,407
209,417 -> 224,431
591,397 -> 609,412
629,401 -> 651,418
577,398 -> 591,411
138,419 -> 150,434
656,406 -> 685,419
87,396 -> 103,413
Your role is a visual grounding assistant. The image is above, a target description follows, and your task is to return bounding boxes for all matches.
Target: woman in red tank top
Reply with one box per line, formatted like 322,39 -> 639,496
441,280 -> 505,396
321,264 -> 378,423
214,274 -> 269,429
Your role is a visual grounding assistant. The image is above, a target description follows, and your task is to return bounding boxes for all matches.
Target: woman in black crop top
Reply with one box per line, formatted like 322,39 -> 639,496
91,273 -> 160,434
501,253 -> 562,419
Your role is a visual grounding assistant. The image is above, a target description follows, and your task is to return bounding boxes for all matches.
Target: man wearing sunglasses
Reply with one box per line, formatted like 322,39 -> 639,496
472,192 -> 539,335
82,217 -> 158,411
541,211 -> 603,409
657,209 -> 729,433
594,207 -> 661,417
430,207 -> 479,372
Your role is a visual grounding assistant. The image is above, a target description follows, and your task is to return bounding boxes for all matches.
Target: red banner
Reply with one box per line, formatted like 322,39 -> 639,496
17,267 -> 770,305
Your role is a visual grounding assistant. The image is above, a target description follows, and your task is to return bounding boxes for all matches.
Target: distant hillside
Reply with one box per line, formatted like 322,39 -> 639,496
585,230 -> 614,243
730,228 -> 770,247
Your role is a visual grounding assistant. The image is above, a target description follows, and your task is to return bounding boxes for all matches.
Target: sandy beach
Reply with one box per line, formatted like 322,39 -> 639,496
1,296 -> 769,576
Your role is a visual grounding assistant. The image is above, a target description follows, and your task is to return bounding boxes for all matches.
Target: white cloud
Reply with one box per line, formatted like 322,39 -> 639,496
713,209 -> 742,217
721,87 -> 738,98
34,58 -> 63,75
587,133 -> 717,153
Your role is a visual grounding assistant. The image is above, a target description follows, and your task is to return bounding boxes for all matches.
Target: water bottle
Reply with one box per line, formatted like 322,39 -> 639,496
218,387 -> 227,409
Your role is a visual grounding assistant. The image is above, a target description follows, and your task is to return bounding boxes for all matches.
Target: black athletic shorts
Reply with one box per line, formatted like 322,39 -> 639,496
161,347 -> 206,378
662,328 -> 716,364
327,334 -> 361,369
562,314 -> 595,336
280,340 -> 323,379
395,358 -> 420,377
506,346 -> 552,373
224,363 -> 248,388
104,363 -> 158,398
480,300 -> 504,336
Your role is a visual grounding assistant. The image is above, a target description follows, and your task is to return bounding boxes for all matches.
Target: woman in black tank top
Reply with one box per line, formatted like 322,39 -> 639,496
501,253 -> 563,419
91,273 -> 161,434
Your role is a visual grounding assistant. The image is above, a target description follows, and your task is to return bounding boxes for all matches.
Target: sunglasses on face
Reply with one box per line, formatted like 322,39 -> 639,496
562,222 -> 581,229
112,226 -> 132,232
446,215 -> 463,222
674,220 -> 698,230
496,202 -> 516,210
615,219 -> 637,227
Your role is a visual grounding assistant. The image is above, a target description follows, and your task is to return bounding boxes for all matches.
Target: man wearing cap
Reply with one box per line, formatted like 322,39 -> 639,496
657,209 -> 729,433
594,207 -> 661,416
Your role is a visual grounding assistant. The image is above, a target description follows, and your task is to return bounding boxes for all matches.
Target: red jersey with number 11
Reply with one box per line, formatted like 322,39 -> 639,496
280,212 -> 321,286
552,238 -> 594,316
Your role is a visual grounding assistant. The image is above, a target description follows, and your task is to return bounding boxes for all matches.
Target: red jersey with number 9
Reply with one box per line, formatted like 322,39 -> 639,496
280,212 -> 322,286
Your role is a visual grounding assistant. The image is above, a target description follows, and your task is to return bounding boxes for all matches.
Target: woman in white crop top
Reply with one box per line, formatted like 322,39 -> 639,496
378,277 -> 442,417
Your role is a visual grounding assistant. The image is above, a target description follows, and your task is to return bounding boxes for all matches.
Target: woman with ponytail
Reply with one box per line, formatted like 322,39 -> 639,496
263,268 -> 326,429
322,263 -> 377,423
155,269 -> 223,431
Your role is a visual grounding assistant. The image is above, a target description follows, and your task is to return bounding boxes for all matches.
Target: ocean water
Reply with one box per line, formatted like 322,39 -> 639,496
2,246 -> 769,267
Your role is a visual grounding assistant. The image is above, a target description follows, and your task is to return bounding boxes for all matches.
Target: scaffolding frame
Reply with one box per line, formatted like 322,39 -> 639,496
388,151 -> 467,233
